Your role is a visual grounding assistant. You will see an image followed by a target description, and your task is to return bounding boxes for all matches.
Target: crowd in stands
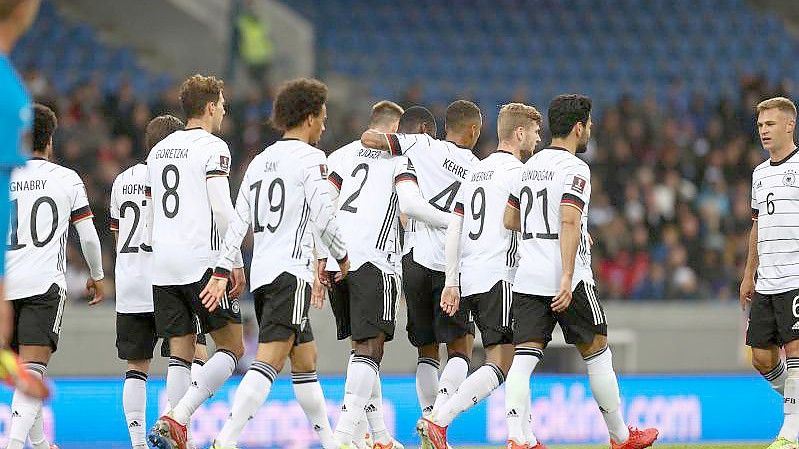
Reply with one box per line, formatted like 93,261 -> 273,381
23,68 -> 788,303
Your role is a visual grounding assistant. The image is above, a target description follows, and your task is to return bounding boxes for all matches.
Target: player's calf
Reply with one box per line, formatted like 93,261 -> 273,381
753,346 -> 787,395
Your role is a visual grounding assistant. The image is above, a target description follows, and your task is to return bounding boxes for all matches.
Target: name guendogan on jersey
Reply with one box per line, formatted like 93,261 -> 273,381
10,179 -> 46,191
521,169 -> 555,181
153,148 -> 189,159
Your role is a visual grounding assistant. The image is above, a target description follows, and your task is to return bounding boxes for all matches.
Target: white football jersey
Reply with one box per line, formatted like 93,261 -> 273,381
6,158 -> 93,299
216,138 -> 347,288
110,163 -> 153,313
327,140 -> 416,274
145,128 -> 232,285
387,134 -> 478,271
511,147 -> 593,296
751,148 -> 799,294
455,151 -> 522,297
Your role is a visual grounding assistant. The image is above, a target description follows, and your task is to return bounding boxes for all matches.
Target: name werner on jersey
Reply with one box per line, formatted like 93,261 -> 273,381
521,169 -> 555,181
10,179 -> 46,191
153,148 -> 190,159
442,158 -> 468,179
471,170 -> 494,182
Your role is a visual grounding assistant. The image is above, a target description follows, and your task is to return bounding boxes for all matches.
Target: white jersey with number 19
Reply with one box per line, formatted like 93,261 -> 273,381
6,158 -> 93,300
510,147 -> 593,296
145,128 -> 232,286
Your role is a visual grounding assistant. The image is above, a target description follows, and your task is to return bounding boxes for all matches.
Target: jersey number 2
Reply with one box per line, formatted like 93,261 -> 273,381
8,197 -> 58,250
119,201 -> 152,253
340,163 -> 369,213
520,187 -> 557,240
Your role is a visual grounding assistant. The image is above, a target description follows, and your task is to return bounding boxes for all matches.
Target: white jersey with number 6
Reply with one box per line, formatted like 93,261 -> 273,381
146,128 -> 231,286
510,147 -> 593,296
6,158 -> 93,300
386,134 -> 477,271
110,163 -> 153,313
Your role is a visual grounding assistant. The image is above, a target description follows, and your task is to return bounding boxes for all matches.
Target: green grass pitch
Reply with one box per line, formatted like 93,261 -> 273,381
453,445 -> 766,449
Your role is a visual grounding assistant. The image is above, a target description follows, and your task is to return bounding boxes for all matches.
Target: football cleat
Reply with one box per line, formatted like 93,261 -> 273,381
766,438 -> 799,449
0,349 -> 49,399
416,417 -> 449,449
148,414 -> 187,449
506,439 -> 530,449
610,426 -> 659,449
530,441 -> 549,449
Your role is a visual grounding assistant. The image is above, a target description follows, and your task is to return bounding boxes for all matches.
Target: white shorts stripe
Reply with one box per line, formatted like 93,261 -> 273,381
293,278 -> 304,325
584,283 -> 601,325
52,287 -> 66,334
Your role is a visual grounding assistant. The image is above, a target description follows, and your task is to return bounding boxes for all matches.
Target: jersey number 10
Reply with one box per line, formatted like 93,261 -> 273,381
8,197 -> 58,250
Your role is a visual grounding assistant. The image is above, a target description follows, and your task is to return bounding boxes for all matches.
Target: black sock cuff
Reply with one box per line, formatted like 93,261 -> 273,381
217,349 -> 238,365
25,361 -> 47,377
192,359 -> 205,367
786,357 -> 799,370
583,346 -> 609,362
486,363 -> 505,385
169,356 -> 191,369
126,370 -> 148,381
449,352 -> 470,363
250,361 -> 278,382
418,357 -> 440,369
514,347 -> 544,359
352,354 -> 380,373
350,349 -> 356,356
291,370 -> 319,384
764,360 -> 787,381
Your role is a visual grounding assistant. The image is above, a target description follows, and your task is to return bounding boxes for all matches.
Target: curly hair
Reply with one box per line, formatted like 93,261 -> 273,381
145,115 -> 184,151
270,78 -> 328,131
180,74 -> 224,119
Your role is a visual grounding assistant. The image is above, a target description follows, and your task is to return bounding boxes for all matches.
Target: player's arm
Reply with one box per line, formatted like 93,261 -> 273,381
552,169 -> 590,313
361,131 -> 422,156
109,180 -> 120,248
441,208 -> 464,316
394,157 -> 451,228
504,194 -> 521,231
69,181 -> 105,306
303,152 -> 350,278
740,200 -> 760,309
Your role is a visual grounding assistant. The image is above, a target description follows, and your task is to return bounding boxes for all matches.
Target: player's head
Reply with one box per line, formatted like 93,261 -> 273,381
145,115 -> 184,151
497,102 -> 542,159
32,102 -> 56,159
0,0 -> 40,48
548,94 -> 592,154
757,96 -> 797,152
445,100 -> 482,149
369,100 -> 404,133
179,74 -> 226,133
398,106 -> 437,137
270,78 -> 328,145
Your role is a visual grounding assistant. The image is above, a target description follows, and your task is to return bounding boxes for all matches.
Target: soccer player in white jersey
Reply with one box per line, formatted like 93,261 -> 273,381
503,95 -> 657,449
741,97 -> 799,449
325,103 -> 453,449
146,75 -> 246,449
5,104 -> 105,449
418,103 -> 545,449
199,78 -> 349,449
361,100 -> 480,430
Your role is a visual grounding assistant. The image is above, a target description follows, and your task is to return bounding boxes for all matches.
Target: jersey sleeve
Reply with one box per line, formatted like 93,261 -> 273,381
213,168 -> 253,275
453,185 -> 465,216
69,172 -> 93,223
393,156 -> 418,185
206,141 -> 232,178
302,150 -> 348,262
561,163 -> 591,213
507,168 -> 522,210
751,177 -> 759,220
326,148 -> 346,193
109,178 -> 120,232
386,133 -> 430,157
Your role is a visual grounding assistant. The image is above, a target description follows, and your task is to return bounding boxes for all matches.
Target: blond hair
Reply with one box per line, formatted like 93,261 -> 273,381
757,96 -> 797,118
180,74 -> 224,119
497,103 -> 542,141
369,100 -> 404,127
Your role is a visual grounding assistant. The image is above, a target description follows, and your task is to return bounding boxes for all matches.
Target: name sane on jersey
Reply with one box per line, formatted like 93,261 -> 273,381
10,179 -> 46,191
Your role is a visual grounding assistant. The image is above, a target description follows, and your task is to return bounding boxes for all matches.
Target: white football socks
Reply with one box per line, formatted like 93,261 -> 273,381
416,357 -> 440,416
173,350 -> 237,425
167,356 -> 192,409
365,372 -> 391,444
216,360 -> 277,447
504,347 -> 542,444
434,363 -> 503,426
779,358 -> 799,441
764,360 -> 788,396
7,362 -> 46,449
584,347 -> 629,443
123,370 -> 148,448
335,355 -> 379,445
292,371 -> 336,449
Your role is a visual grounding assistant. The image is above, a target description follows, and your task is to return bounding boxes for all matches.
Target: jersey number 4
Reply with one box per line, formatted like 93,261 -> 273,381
520,187 -> 558,240
8,197 -> 58,250
430,181 -> 461,212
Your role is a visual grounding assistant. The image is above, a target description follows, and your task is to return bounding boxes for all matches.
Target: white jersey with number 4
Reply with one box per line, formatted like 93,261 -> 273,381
146,128 -> 232,286
387,134 -> 477,271
751,148 -> 799,294
6,158 -> 93,299
510,147 -> 593,296
327,140 -> 416,274
110,163 -> 153,313
455,151 -> 521,297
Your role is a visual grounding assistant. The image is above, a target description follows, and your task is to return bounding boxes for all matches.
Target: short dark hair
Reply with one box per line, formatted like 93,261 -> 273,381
146,115 -> 184,151
398,106 -> 436,135
445,100 -> 481,133
270,78 -> 328,131
369,100 -> 404,128
548,94 -> 592,138
0,0 -> 23,20
179,74 -> 224,119
32,103 -> 57,153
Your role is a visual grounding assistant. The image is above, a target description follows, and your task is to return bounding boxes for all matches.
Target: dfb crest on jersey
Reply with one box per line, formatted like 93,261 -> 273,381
784,170 -> 796,187
571,176 -> 587,194
219,155 -> 230,171
231,299 -> 240,314
319,164 -> 329,179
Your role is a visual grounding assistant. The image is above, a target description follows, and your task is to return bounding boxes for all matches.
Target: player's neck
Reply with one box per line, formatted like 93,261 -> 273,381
445,133 -> 473,150
185,117 -> 214,134
282,128 -> 311,144
30,152 -> 48,161
550,137 -> 577,154
769,142 -> 797,163
496,141 -> 520,159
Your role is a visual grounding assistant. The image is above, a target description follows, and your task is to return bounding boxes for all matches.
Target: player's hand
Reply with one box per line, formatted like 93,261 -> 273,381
551,274 -> 573,313
200,277 -> 228,312
229,267 -> 246,299
440,286 -> 461,317
311,275 -> 327,309
0,283 -> 11,347
588,233 -> 595,247
335,257 -> 350,282
86,278 -> 105,305
740,275 -> 755,310
316,259 -> 332,288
